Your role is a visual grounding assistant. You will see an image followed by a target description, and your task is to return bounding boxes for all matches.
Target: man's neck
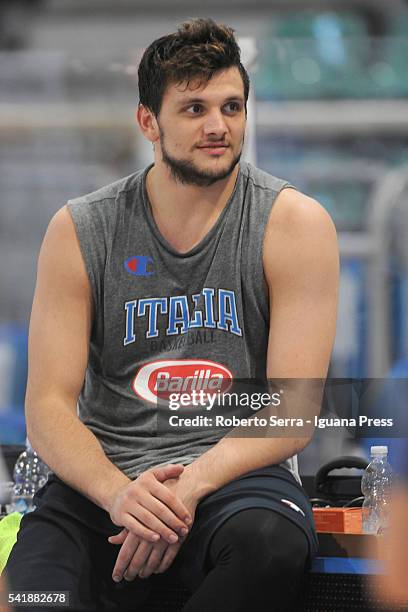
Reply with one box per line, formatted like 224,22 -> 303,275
145,161 -> 240,254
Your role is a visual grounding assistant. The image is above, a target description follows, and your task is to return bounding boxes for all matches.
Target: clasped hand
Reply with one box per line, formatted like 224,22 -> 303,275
108,463 -> 198,582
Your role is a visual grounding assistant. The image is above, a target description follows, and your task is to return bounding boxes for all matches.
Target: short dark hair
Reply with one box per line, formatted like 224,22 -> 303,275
138,18 -> 250,116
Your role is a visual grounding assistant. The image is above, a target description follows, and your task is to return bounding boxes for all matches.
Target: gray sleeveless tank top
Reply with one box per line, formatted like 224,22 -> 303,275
67,160 -> 301,484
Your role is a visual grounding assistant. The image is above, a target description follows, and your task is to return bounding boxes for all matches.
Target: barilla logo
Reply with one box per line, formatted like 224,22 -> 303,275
132,359 -> 233,404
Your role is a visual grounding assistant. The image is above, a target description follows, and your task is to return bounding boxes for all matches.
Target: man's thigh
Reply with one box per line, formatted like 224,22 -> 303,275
175,467 -> 317,592
176,508 -> 309,612
4,477 -> 151,611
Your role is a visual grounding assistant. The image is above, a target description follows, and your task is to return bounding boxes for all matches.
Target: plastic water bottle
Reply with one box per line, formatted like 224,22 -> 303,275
361,445 -> 393,534
11,446 -> 50,514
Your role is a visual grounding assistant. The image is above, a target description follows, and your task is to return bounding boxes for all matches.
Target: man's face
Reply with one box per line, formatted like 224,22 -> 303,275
154,66 -> 247,187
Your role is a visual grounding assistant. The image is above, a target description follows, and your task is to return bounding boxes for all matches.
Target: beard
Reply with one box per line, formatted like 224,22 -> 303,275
158,126 -> 244,187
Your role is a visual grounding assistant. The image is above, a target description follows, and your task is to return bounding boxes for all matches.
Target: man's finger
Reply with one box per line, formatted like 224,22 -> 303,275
108,535 -> 124,544
121,514 -> 162,543
112,533 -> 141,582
139,491 -> 191,537
139,543 -> 168,578
108,529 -> 128,545
148,480 -> 192,524
155,543 -> 181,574
124,540 -> 154,581
151,463 -> 185,482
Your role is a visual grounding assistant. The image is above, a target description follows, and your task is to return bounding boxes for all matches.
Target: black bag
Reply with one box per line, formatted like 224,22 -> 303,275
311,455 -> 368,508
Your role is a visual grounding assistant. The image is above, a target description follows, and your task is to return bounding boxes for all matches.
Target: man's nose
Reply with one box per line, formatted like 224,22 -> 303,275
203,111 -> 228,136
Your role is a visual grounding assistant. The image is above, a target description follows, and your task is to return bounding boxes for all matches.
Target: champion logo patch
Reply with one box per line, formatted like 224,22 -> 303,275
125,256 -> 154,277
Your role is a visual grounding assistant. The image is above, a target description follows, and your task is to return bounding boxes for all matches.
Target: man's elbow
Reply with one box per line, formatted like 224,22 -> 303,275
294,433 -> 314,455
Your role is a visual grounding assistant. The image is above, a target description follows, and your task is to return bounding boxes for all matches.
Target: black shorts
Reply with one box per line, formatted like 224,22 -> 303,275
5,465 -> 317,610
178,464 -> 318,589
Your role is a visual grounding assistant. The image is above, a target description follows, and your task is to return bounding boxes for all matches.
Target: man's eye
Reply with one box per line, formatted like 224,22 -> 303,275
225,102 -> 240,112
186,104 -> 202,114
185,102 -> 241,114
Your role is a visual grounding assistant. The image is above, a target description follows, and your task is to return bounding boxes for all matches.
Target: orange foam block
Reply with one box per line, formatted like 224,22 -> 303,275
313,507 -> 362,533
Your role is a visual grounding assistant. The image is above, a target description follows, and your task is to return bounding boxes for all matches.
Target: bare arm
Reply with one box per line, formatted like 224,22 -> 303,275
25,206 -> 191,542
180,188 -> 340,499
25,206 -> 127,510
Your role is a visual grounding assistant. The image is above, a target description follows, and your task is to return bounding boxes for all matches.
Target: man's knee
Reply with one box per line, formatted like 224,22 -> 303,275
209,508 -> 309,581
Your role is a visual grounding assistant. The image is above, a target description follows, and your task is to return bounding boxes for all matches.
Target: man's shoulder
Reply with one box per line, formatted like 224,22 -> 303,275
67,166 -> 147,209
263,187 -> 338,281
240,161 -> 336,239
240,160 -> 292,195
268,187 -> 335,237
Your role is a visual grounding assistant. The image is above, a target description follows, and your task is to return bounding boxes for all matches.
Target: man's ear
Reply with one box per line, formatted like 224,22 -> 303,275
136,104 -> 160,144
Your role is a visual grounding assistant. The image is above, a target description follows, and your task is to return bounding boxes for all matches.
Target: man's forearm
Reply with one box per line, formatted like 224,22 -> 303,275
26,399 -> 130,512
184,434 -> 309,502
183,380 -> 321,501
